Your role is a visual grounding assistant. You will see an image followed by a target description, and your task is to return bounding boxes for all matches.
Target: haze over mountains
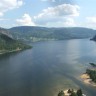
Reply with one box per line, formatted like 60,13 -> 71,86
9,26 -> 96,42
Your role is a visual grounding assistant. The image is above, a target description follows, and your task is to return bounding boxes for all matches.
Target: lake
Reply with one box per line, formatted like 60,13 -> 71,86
0,39 -> 96,96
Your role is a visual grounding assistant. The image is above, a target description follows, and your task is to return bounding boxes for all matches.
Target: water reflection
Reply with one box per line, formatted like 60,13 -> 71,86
0,39 -> 96,96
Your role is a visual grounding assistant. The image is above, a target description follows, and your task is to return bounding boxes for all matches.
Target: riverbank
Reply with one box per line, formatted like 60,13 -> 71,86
0,48 -> 22,55
80,73 -> 96,87
63,89 -> 86,96
64,89 -> 71,96
64,89 -> 76,96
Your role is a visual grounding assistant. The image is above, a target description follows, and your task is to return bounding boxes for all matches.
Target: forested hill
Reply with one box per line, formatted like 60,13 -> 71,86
9,26 -> 96,42
0,26 -> 96,54
0,28 -> 31,54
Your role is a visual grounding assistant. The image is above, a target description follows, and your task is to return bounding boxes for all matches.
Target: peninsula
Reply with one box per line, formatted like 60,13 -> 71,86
0,28 -> 31,55
81,63 -> 96,87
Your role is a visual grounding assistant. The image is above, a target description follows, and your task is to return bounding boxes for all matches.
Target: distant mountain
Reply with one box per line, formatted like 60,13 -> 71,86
9,26 -> 96,42
0,28 -> 31,54
1,26 -> 95,54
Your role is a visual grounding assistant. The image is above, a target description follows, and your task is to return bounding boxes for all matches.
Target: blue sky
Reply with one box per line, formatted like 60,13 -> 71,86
0,0 -> 96,29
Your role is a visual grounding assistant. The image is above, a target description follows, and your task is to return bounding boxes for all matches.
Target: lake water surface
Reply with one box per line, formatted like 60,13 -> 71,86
0,39 -> 96,96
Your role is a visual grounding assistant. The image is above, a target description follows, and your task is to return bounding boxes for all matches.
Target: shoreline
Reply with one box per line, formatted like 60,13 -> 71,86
64,89 -> 70,96
63,89 -> 86,96
80,73 -> 96,87
0,49 -> 22,55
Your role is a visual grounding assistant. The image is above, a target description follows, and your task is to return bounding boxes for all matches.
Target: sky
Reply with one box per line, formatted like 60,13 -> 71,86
0,0 -> 96,29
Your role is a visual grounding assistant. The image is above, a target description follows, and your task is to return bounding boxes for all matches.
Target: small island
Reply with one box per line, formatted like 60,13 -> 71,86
80,63 -> 96,87
58,89 -> 85,96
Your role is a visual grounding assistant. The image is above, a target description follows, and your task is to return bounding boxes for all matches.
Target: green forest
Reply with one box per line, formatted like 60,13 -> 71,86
58,89 -> 83,96
86,69 -> 96,83
0,32 -> 31,54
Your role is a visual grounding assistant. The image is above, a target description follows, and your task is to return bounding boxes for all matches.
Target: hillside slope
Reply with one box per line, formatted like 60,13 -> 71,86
9,26 -> 96,42
0,28 -> 31,54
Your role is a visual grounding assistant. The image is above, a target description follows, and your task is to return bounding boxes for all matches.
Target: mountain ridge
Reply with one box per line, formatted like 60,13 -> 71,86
8,26 -> 96,42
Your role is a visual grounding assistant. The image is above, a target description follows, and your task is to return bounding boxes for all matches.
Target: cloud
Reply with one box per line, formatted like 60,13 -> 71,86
85,16 -> 96,29
34,4 -> 79,19
86,16 -> 96,24
0,13 -> 3,17
44,17 -> 76,27
34,4 -> 79,26
16,14 -> 35,26
0,0 -> 23,16
34,15 -> 76,27
62,17 -> 76,26
15,4 -> 79,27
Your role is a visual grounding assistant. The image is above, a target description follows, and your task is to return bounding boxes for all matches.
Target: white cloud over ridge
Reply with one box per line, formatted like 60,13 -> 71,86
0,0 -> 23,16
44,17 -> 76,27
35,4 -> 79,19
15,3 -> 80,27
34,4 -> 79,27
16,14 -> 35,26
